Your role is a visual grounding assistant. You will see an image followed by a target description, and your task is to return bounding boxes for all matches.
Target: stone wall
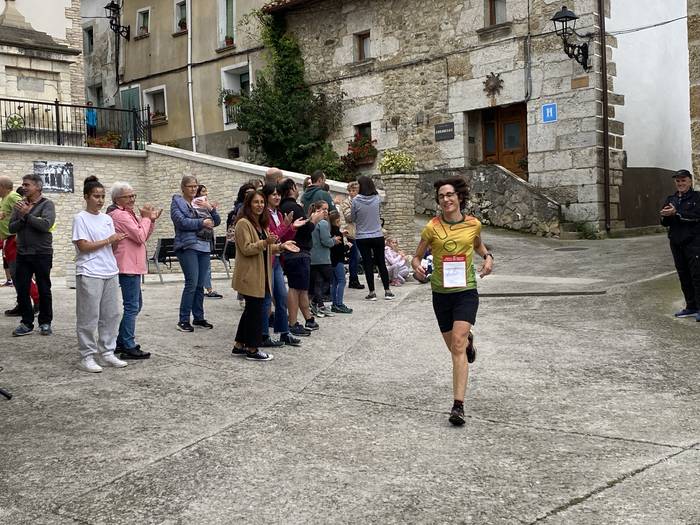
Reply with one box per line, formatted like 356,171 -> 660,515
65,0 -> 85,105
414,165 -> 561,237
0,143 -> 349,276
690,0 -> 700,181
381,173 -> 419,249
278,0 -> 625,230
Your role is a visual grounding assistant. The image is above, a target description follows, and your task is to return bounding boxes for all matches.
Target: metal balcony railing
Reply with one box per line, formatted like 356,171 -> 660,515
0,98 -> 152,150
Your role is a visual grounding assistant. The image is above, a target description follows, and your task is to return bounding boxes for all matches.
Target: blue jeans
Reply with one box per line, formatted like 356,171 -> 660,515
117,274 -> 142,349
176,249 -> 210,322
262,257 -> 289,336
348,240 -> 360,282
331,262 -> 346,307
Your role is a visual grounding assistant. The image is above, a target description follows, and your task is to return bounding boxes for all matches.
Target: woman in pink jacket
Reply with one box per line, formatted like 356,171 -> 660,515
108,181 -> 162,359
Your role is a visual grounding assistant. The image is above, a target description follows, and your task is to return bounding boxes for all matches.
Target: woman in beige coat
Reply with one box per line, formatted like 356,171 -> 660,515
232,190 -> 298,361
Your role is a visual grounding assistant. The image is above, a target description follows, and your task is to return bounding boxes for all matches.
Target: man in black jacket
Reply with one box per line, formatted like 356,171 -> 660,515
278,178 -> 324,335
660,169 -> 700,321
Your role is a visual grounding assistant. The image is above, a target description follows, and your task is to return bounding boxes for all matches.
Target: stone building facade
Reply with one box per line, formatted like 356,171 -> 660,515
81,0 -> 119,107
0,0 -> 84,105
264,0 -> 628,230
690,0 -> 700,182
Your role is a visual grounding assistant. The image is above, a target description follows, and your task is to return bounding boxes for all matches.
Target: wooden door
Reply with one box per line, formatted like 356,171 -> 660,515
482,103 -> 528,180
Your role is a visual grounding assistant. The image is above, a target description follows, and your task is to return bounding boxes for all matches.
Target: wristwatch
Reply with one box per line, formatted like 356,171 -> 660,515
483,252 -> 494,260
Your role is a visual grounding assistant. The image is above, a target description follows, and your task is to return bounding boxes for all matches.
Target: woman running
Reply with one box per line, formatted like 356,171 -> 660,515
411,176 -> 493,426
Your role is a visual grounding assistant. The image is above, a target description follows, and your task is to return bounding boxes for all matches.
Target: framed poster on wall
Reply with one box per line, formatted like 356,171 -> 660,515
33,161 -> 75,193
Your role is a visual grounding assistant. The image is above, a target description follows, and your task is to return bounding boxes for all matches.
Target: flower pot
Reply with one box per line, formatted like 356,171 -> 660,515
355,156 -> 376,166
224,37 -> 234,46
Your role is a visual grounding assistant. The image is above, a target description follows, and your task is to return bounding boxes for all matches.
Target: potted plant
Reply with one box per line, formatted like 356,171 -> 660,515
150,110 -> 167,123
178,17 -> 187,31
224,35 -> 234,46
217,88 -> 241,107
345,133 -> 378,166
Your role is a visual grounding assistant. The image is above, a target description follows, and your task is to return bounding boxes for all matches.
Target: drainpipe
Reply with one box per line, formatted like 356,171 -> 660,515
524,0 -> 533,102
598,0 -> 611,232
187,0 -> 197,151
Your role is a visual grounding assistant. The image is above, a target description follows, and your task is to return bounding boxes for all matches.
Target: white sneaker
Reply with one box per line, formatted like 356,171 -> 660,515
96,351 -> 128,368
77,355 -> 103,373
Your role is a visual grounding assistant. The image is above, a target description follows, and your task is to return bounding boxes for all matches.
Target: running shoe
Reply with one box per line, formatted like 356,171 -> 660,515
365,292 -> 377,301
467,331 -> 477,364
192,319 -> 214,329
674,308 -> 698,318
176,321 -> 194,332
449,405 -> 465,426
384,290 -> 395,300
261,337 -> 284,348
290,323 -> 311,337
331,304 -> 353,314
320,306 -> 334,317
246,350 -> 273,361
310,304 -> 325,318
280,333 -> 302,346
204,290 -> 223,299
231,346 -> 247,357
305,318 -> 320,331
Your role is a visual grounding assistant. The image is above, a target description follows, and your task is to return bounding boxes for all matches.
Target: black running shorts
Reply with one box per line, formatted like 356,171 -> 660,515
432,289 -> 479,333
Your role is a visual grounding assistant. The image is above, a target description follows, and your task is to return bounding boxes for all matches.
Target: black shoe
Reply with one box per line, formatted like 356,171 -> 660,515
290,323 -> 311,337
449,405 -> 465,426
192,319 -> 214,329
4,305 -> 21,317
231,345 -> 247,357
204,290 -> 223,299
348,281 -> 365,290
246,349 -> 273,361
117,346 -> 151,360
467,332 -> 477,364
177,321 -> 194,332
261,337 -> 284,348
280,333 -> 301,346
305,318 -> 320,331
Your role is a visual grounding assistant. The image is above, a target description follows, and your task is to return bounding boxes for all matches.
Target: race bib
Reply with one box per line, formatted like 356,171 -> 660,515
442,255 -> 467,288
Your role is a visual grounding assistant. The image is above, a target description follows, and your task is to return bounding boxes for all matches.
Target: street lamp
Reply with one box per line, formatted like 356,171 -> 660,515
104,1 -> 130,40
551,6 -> 590,70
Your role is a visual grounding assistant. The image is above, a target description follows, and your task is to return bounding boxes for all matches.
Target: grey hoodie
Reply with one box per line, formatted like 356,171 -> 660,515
351,194 -> 383,239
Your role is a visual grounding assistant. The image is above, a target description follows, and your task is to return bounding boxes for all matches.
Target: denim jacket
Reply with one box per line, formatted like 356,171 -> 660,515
170,194 -> 221,252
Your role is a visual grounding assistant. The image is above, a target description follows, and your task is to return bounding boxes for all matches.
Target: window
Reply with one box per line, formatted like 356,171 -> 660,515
88,84 -> 104,106
222,0 -> 235,45
137,8 -> 150,35
487,0 -> 506,26
355,122 -> 372,139
221,63 -> 251,127
355,31 -> 370,61
175,0 -> 187,31
83,27 -> 93,54
227,146 -> 240,159
143,86 -> 167,122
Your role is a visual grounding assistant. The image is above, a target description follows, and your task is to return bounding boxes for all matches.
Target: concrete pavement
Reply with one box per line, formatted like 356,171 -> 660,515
0,228 -> 698,524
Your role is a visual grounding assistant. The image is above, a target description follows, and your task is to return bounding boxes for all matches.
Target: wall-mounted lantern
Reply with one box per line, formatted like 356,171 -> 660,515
104,1 -> 130,40
551,6 -> 591,70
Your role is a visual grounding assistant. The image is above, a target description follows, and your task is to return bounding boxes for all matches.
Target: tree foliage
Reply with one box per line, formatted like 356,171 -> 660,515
232,11 -> 344,173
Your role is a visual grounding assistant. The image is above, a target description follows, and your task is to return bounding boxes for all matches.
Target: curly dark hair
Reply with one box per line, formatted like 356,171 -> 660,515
434,176 -> 468,208
83,175 -> 103,196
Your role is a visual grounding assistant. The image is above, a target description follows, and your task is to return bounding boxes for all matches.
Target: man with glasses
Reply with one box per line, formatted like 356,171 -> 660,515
8,174 -> 56,336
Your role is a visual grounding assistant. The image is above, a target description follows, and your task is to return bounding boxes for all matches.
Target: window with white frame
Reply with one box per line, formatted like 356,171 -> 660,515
175,0 -> 187,31
486,0 -> 506,26
221,64 -> 250,126
137,8 -> 150,36
219,0 -> 235,46
143,86 -> 167,122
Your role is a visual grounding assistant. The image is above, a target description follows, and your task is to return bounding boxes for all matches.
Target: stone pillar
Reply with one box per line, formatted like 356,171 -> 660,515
65,0 -> 85,105
382,173 -> 419,252
690,0 -> 700,182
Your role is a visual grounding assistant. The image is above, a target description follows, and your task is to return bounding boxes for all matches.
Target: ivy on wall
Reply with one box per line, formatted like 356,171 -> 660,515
233,11 -> 345,176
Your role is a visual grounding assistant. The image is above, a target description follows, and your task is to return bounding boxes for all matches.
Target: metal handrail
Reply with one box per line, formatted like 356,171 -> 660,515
0,97 -> 152,150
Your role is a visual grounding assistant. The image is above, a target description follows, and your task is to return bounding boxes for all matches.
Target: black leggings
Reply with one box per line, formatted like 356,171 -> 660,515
356,237 -> 390,292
